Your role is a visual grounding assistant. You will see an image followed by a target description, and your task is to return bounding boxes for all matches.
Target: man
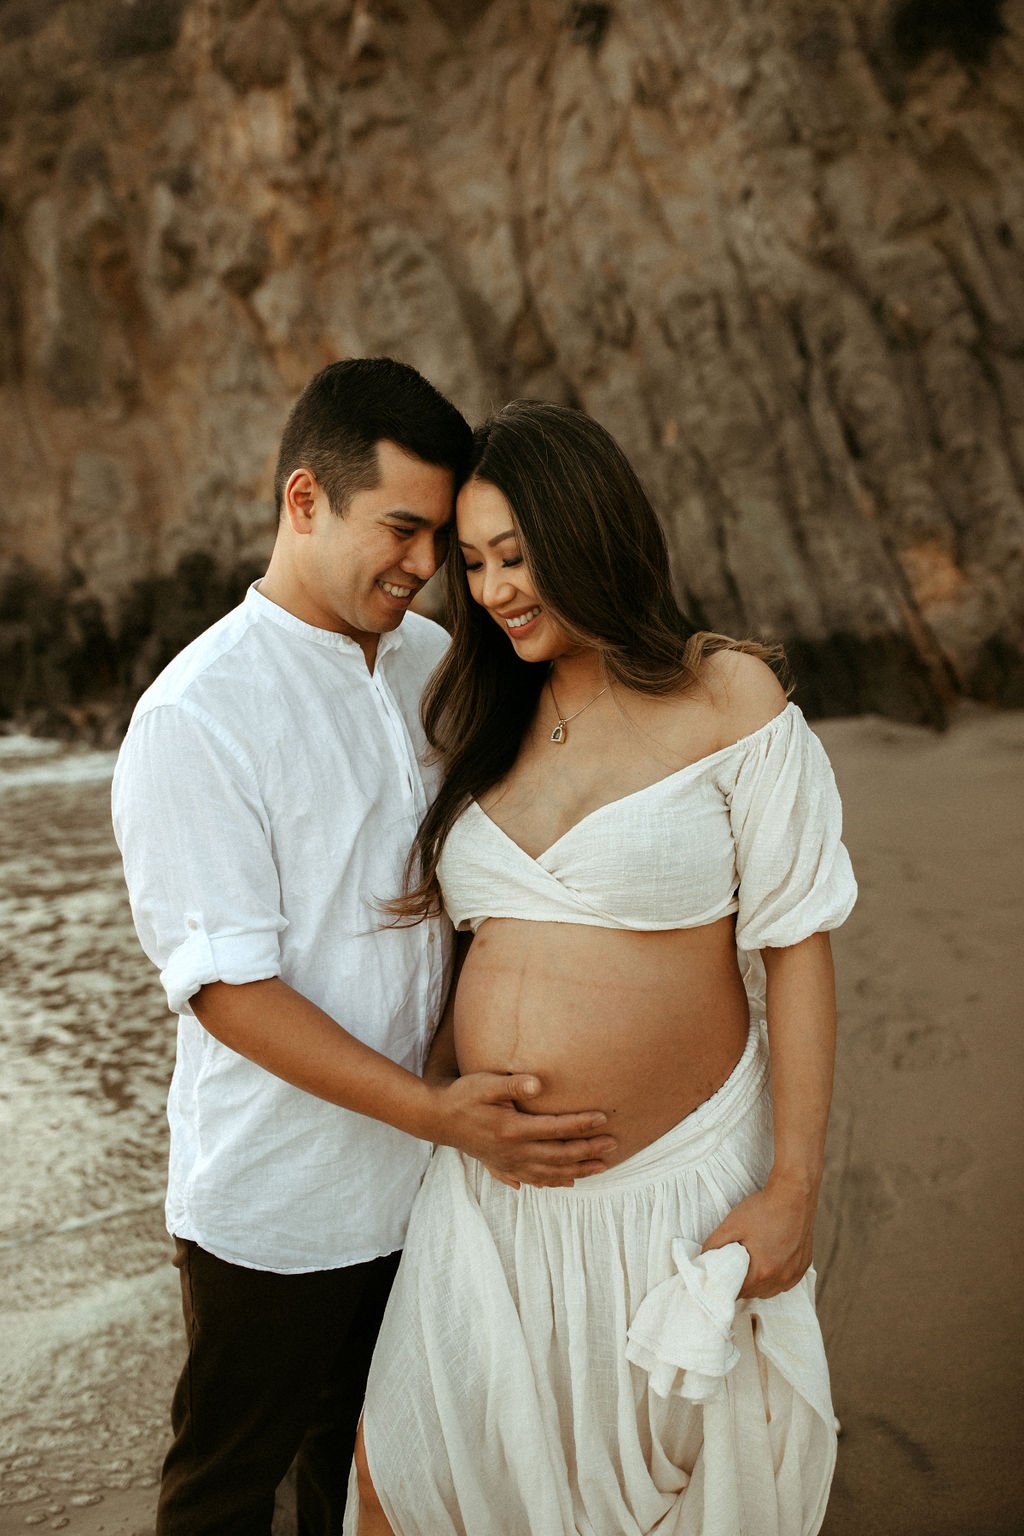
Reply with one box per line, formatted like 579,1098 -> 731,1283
112,358 -> 614,1535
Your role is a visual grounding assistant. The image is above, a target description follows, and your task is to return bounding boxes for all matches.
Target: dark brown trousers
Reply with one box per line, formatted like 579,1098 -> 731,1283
157,1237 -> 400,1536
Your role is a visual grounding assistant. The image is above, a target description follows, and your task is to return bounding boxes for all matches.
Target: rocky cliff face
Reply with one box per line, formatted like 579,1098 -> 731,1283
0,0 -> 1022,736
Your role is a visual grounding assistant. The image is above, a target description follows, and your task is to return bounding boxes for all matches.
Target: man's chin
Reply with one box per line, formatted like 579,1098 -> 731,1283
377,607 -> 407,630
371,595 -> 417,632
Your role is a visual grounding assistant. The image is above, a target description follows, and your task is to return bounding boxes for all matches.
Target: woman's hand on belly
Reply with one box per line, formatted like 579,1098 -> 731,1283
700,1169 -> 818,1299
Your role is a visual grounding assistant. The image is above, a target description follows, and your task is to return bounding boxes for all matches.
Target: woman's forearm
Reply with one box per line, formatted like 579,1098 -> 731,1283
762,931 -> 837,1195
700,931 -> 837,1295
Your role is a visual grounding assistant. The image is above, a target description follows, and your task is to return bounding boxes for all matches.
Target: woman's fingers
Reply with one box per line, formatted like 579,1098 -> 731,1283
737,1243 -> 812,1298
701,1185 -> 815,1297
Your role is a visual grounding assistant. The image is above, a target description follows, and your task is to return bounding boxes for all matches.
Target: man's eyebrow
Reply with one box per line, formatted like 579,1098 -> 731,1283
457,528 -> 517,549
383,511 -> 449,529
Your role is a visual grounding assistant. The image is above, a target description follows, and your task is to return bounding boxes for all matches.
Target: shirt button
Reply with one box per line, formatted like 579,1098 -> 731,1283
428,932 -> 436,944
187,919 -> 199,931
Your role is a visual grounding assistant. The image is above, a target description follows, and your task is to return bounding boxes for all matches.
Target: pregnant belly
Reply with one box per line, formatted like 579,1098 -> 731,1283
453,915 -> 751,1165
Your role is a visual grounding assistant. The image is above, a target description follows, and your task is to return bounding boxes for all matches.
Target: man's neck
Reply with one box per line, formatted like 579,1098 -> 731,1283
255,570 -> 381,673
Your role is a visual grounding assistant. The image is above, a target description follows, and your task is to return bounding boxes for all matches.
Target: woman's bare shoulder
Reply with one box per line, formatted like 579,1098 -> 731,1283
699,650 -> 789,749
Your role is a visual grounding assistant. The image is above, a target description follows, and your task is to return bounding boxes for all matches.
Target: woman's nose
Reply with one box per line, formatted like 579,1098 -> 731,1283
482,566 -> 516,608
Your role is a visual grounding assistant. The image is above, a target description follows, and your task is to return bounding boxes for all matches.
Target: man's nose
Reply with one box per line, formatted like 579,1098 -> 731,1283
401,532 -> 440,581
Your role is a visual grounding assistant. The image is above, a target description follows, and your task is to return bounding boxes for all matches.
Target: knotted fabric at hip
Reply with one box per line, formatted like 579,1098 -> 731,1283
626,1237 -> 751,1402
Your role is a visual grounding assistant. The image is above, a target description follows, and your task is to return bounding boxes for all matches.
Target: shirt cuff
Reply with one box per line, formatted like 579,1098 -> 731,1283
160,913 -> 283,1017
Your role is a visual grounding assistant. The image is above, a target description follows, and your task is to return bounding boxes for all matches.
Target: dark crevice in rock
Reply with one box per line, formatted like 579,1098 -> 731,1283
95,0 -> 189,64
569,5 -> 613,53
888,0 -> 1008,71
967,633 -> 1024,709
787,632 -> 950,727
0,555 -> 262,745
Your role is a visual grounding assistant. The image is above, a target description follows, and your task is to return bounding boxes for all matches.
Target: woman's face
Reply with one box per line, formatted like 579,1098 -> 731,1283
456,478 -> 573,661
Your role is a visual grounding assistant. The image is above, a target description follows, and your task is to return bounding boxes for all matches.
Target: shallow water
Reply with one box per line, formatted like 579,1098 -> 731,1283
0,736 -> 179,1523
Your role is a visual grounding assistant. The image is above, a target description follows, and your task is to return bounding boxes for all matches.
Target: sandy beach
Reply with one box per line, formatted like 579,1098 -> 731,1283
1,706 -> 1021,1535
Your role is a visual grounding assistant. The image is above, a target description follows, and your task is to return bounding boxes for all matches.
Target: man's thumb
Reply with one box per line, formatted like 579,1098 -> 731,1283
507,1073 -> 541,1099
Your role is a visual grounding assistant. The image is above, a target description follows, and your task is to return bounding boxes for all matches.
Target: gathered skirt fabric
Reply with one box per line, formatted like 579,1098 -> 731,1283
347,1024 -> 837,1536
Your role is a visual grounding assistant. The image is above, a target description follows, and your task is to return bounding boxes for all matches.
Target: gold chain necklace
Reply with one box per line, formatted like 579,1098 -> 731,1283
547,678 -> 609,745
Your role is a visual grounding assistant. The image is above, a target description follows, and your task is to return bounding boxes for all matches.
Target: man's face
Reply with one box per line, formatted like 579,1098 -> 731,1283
295,440 -> 454,647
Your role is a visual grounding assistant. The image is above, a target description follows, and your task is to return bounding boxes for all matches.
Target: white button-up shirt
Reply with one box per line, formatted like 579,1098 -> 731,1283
112,585 -> 451,1273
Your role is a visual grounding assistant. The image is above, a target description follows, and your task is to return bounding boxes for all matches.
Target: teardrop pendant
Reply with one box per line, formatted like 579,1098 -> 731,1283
546,679 -> 608,746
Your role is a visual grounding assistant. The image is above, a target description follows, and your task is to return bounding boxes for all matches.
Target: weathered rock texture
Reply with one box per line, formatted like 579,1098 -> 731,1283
1,0 -> 1022,735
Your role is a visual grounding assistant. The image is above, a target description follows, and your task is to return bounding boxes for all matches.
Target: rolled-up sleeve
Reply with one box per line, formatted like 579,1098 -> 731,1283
112,702 -> 286,1016
718,705 -> 857,952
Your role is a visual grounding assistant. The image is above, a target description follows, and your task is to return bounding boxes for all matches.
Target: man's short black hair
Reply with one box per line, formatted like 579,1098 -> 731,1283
273,357 -> 472,516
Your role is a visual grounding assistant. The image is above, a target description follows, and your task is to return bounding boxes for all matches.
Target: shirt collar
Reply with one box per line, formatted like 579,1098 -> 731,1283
244,582 -> 405,660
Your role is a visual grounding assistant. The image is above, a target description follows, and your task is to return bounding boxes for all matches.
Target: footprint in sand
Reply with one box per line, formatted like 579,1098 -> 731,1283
890,1023 -> 968,1071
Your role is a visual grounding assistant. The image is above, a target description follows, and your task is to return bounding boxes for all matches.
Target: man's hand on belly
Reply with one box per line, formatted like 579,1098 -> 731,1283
427,1072 -> 616,1188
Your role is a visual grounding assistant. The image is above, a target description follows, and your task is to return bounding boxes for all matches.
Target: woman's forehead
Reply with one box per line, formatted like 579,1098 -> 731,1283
456,479 -> 515,543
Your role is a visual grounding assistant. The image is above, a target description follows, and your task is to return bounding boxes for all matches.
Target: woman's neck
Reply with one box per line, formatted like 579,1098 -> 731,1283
548,648 -> 607,707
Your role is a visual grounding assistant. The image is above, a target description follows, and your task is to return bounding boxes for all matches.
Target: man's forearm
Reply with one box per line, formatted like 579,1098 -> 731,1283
193,977 -> 438,1140
191,972 -> 616,1186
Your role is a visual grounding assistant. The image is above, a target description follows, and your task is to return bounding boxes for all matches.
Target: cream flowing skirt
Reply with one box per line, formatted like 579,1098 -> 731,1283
345,1024 -> 837,1535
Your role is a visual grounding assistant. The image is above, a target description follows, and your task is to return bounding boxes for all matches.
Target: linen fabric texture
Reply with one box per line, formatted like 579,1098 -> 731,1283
348,705 -> 856,1533
439,701 -> 856,1018
350,1025 -> 836,1536
439,702 -> 853,940
112,585 -> 452,1273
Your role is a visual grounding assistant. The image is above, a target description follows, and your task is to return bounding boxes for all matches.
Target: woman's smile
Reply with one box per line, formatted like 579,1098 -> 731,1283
457,478 -> 573,659
501,605 -> 542,635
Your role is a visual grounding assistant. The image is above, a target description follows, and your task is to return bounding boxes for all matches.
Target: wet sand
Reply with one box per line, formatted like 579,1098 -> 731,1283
1,707 -> 1021,1535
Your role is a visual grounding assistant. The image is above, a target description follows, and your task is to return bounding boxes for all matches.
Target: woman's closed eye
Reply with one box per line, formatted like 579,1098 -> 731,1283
463,556 -> 523,572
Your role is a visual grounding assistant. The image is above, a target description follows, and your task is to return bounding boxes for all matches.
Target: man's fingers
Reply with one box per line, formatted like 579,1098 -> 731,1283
462,1074 -> 610,1136
482,1165 -> 522,1190
502,1110 -> 611,1142
499,1077 -> 611,1135
503,1141 -> 615,1176
504,1073 -> 542,1100
520,1168 -> 582,1188
511,1134 -> 616,1164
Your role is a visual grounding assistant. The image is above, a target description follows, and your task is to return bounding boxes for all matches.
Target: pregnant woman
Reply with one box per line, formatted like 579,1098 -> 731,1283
349,401 -> 857,1535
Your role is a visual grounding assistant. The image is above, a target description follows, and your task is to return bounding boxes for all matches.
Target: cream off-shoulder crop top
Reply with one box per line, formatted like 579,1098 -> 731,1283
438,704 -> 856,1011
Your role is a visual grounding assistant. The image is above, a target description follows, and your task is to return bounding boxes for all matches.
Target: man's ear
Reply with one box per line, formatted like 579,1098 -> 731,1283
282,468 -> 322,534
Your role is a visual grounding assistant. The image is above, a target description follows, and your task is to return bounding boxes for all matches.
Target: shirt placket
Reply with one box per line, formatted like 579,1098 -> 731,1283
368,668 -> 420,811
367,664 -> 443,1019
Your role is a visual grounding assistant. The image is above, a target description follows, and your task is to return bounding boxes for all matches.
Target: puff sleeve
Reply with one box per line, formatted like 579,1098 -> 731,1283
717,704 -> 856,952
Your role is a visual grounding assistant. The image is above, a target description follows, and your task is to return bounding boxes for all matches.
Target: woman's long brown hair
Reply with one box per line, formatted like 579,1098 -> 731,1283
392,400 -> 781,921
